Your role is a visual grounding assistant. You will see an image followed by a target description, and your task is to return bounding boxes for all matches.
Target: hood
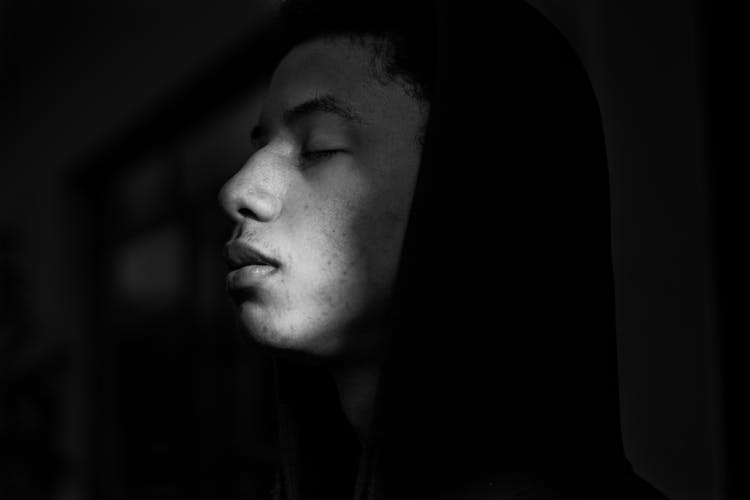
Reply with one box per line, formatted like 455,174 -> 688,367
271,1 -> 667,499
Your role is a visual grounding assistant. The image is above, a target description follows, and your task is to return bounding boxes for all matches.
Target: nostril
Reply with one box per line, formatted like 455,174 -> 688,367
238,207 -> 255,218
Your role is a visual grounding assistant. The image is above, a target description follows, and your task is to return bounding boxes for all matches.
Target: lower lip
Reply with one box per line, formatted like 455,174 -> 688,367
226,265 -> 278,290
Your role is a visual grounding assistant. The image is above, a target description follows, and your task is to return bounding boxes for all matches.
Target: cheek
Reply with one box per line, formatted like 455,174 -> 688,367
344,155 -> 420,296
286,194 -> 366,307
286,151 -> 419,314
350,186 -> 414,296
364,204 -> 409,271
300,188 -> 409,308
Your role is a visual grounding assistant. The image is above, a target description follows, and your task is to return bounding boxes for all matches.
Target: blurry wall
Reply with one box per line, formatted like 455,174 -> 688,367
0,1 -> 276,499
526,1 -> 721,500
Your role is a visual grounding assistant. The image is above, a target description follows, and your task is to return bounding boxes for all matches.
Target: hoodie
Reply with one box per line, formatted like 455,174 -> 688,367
269,1 -> 670,499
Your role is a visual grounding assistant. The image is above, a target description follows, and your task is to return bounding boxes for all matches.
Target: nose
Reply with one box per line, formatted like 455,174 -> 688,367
218,156 -> 282,224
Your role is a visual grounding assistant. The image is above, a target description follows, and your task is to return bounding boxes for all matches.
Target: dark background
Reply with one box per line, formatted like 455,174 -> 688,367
0,1 -> 725,499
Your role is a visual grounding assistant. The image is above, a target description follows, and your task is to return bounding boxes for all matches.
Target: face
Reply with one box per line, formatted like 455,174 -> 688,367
219,37 -> 427,360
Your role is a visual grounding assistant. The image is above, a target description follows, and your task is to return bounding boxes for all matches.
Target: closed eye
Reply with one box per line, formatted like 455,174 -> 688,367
299,149 -> 346,166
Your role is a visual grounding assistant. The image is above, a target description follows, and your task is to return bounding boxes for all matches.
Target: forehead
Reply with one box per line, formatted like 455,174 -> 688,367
264,37 -> 420,125
273,37 -> 376,88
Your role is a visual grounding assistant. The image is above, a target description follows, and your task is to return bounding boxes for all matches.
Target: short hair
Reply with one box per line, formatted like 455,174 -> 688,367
277,0 -> 437,104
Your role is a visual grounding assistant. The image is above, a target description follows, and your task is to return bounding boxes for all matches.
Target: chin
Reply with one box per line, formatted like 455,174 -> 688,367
236,302 -> 346,360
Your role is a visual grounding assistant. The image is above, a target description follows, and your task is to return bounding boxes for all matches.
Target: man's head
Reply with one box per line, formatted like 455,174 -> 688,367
219,8 -> 433,361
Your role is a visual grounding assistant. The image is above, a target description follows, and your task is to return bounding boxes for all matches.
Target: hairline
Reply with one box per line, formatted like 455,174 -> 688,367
297,32 -> 429,107
294,33 -> 431,145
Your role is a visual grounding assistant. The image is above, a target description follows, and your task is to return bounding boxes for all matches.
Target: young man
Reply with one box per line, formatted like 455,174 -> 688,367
219,4 -> 430,443
220,1 -> 668,498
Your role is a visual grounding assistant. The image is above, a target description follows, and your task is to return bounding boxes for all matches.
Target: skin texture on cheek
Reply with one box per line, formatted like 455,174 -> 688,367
293,180 -> 376,353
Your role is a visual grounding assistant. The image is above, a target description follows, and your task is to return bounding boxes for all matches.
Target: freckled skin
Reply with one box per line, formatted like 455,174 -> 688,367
219,38 -> 427,360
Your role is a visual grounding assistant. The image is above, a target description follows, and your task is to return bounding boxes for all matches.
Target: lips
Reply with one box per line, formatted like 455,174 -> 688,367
224,242 -> 280,295
224,241 -> 280,271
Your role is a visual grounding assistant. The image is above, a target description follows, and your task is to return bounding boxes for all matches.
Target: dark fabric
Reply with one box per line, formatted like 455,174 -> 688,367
270,1 -> 669,499
275,360 -> 362,500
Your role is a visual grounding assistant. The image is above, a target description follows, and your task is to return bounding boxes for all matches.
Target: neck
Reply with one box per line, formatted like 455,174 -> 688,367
330,360 -> 381,444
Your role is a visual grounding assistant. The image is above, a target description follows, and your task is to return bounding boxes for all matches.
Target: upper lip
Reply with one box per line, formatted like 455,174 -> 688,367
224,241 -> 280,271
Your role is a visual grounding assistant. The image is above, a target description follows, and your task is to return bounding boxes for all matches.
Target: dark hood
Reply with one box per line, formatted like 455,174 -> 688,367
272,1 -> 668,499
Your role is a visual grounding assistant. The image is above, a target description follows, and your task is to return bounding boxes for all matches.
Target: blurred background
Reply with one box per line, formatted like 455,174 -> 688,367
0,1 -> 278,498
0,1 -> 725,499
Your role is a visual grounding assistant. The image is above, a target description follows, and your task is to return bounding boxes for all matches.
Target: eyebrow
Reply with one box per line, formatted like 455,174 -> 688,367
251,94 -> 362,141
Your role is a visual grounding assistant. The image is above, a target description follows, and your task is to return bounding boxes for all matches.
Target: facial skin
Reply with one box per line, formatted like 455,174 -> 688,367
219,37 -> 428,361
